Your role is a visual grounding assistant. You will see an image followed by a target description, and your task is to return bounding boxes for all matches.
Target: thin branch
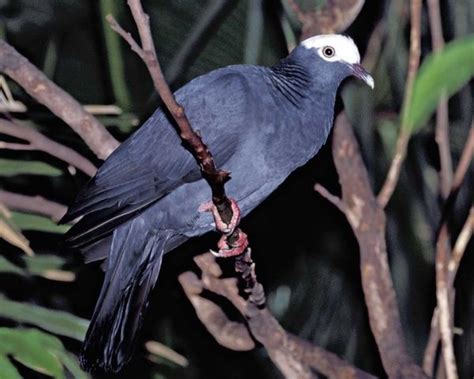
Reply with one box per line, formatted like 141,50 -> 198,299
377,0 -> 422,208
424,122 -> 474,376
0,119 -> 97,177
0,40 -> 119,160
427,0 -> 453,198
107,1 -> 235,224
314,183 -> 346,214
0,190 -> 67,222
435,225 -> 458,379
450,121 -> 474,194
448,206 -> 474,280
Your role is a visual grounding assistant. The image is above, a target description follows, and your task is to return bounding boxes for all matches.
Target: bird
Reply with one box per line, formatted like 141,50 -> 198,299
61,34 -> 374,373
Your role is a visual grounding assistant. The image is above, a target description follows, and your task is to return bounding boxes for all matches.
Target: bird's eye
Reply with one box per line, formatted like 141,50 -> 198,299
322,46 -> 335,58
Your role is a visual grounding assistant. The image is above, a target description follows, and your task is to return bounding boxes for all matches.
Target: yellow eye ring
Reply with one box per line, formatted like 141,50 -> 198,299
322,46 -> 335,58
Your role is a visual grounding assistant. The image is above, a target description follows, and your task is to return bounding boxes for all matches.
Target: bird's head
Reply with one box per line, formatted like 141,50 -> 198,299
298,34 -> 374,89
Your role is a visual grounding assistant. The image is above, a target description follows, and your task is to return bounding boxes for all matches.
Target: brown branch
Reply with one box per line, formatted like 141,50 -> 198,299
424,122 -> 473,376
448,207 -> 474,281
0,190 -> 67,222
435,225 -> 458,379
0,119 -> 97,177
427,0 -> 453,198
0,40 -> 119,160
107,0 -> 234,224
180,252 -> 376,379
285,0 -> 366,40
314,183 -> 346,214
377,0 -> 422,208
327,113 -> 427,378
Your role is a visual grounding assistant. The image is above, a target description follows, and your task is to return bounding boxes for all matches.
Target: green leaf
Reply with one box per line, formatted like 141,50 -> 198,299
0,328 -> 64,378
0,355 -> 22,379
403,36 -> 474,132
0,255 -> 74,281
0,256 -> 25,275
53,350 -> 89,379
0,296 -> 89,341
10,212 -> 70,234
0,159 -> 62,177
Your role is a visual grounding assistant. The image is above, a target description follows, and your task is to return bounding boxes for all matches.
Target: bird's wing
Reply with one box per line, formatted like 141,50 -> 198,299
62,69 -> 250,247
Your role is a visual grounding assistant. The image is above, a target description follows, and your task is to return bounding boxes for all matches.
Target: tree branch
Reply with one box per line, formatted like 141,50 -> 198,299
427,0 -> 453,198
0,190 -> 67,222
179,252 -> 376,379
0,118 -> 97,177
328,113 -> 427,379
423,120 -> 473,377
377,0 -> 422,208
107,0 -> 236,224
0,40 -> 119,160
314,183 -> 346,214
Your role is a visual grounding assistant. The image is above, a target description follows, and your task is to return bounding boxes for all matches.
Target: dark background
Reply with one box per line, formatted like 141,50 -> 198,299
0,0 -> 473,378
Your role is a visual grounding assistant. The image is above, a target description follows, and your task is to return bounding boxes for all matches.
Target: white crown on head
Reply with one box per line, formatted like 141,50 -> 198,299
301,35 -> 361,65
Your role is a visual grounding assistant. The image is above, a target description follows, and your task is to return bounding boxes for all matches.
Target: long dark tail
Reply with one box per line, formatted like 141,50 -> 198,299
80,216 -> 171,373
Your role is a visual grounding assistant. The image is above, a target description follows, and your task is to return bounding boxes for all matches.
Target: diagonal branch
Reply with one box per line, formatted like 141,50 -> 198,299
107,0 -> 234,223
0,118 -> 96,177
377,0 -> 422,208
0,40 -> 119,160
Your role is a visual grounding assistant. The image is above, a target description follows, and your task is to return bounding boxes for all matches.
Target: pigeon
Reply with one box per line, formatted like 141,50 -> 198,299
61,34 -> 374,372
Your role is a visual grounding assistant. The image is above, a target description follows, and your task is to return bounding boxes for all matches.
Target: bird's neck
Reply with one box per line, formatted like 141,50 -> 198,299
267,55 -> 339,158
267,57 -> 312,108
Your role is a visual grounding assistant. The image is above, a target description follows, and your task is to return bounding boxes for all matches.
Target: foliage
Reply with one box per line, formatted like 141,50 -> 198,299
403,35 -> 474,132
0,327 -> 87,379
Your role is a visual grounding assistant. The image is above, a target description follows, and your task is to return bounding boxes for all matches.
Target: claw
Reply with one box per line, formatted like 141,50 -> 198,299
199,198 -> 242,235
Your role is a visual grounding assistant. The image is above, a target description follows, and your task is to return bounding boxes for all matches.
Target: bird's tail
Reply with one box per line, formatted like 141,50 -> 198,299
80,216 -> 171,373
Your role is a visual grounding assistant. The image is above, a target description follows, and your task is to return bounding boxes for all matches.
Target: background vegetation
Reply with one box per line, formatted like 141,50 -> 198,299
0,0 -> 472,378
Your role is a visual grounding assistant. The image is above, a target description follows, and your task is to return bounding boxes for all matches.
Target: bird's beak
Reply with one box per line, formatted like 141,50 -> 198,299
350,64 -> 374,89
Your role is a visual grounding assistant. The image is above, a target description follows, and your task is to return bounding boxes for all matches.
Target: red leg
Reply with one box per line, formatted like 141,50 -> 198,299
199,198 -> 248,257
198,198 -> 241,235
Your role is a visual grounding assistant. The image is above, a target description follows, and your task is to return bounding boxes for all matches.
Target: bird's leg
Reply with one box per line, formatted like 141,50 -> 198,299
214,229 -> 249,257
198,198 -> 249,257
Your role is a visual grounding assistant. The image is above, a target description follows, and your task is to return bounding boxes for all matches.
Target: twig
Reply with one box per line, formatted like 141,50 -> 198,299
377,0 -> 422,208
0,40 -> 119,160
0,190 -> 67,222
435,224 -> 458,379
0,119 -> 97,176
427,0 -> 453,198
179,252 -> 376,379
314,183 -> 346,214
448,207 -> 474,281
327,113 -> 427,378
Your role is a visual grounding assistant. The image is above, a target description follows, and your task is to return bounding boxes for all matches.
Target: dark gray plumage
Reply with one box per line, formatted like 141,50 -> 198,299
61,34 -> 373,372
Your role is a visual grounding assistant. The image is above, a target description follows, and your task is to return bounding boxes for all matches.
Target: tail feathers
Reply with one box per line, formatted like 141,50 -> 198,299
80,217 -> 170,373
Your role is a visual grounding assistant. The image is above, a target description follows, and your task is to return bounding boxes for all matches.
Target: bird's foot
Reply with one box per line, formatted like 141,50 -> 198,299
210,229 -> 249,258
198,198 -> 241,235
